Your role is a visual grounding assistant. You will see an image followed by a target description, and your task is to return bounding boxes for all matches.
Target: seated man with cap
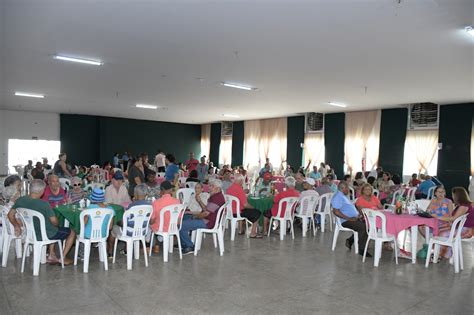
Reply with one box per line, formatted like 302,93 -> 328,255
255,172 -> 272,197
105,171 -> 131,206
86,188 -> 116,257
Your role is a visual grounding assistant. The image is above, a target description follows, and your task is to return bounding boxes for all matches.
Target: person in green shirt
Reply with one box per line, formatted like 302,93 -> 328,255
8,179 -> 75,265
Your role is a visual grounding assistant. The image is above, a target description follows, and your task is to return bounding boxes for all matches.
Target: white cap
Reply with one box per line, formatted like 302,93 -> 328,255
304,178 -> 315,186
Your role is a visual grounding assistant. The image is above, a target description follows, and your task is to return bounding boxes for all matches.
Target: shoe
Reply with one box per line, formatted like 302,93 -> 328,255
345,239 -> 353,250
360,252 -> 372,258
182,247 -> 194,255
107,252 -> 113,259
152,245 -> 160,253
63,257 -> 73,266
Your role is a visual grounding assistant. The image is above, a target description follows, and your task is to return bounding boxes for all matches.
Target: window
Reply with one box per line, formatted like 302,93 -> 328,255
8,139 -> 60,173
303,133 -> 325,169
402,130 -> 438,176
218,136 -> 232,166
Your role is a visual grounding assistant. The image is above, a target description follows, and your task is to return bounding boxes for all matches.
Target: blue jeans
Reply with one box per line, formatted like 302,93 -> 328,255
179,218 -> 208,249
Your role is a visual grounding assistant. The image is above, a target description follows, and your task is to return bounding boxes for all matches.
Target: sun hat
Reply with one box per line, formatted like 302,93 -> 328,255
90,188 -> 105,203
304,178 -> 316,186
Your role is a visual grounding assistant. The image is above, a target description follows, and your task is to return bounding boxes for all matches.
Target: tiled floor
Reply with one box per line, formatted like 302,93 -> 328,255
0,229 -> 471,314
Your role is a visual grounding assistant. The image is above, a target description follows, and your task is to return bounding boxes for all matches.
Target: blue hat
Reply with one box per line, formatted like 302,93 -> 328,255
112,171 -> 124,180
90,188 -> 105,203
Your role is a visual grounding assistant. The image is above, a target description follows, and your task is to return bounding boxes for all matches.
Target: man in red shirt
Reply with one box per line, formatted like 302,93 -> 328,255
263,176 -> 300,233
226,175 -> 262,238
185,152 -> 199,172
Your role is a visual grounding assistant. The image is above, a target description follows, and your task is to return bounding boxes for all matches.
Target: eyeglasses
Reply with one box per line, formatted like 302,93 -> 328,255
73,183 -> 81,187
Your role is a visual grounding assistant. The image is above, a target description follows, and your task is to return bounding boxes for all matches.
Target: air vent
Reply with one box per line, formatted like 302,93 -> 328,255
305,113 -> 324,133
408,103 -> 439,130
221,121 -> 233,136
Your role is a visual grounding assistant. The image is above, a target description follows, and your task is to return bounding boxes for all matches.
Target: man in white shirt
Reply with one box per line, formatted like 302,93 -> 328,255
155,149 -> 166,172
104,172 -> 131,206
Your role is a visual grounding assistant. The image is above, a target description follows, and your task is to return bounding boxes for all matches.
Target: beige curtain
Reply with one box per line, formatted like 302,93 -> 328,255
344,110 -> 381,174
304,133 -> 325,169
243,118 -> 287,171
218,136 -> 232,166
403,129 -> 439,175
471,119 -> 474,175
200,124 -> 211,159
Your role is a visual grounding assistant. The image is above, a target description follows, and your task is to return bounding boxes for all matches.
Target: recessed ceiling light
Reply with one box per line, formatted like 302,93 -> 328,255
53,55 -> 103,66
136,104 -> 158,109
223,114 -> 240,118
15,91 -> 45,98
327,101 -> 347,108
465,26 -> 474,36
221,82 -> 256,91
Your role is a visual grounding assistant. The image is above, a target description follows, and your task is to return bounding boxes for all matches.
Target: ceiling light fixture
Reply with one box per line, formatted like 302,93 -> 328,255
136,104 -> 158,109
221,82 -> 256,91
15,91 -> 45,98
223,114 -> 240,118
465,26 -> 474,36
327,101 -> 347,108
53,55 -> 103,66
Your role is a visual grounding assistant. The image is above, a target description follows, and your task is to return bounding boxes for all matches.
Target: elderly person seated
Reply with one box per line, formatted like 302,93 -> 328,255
226,175 -> 262,238
31,162 -> 45,180
4,175 -> 22,193
263,176 -> 300,234
315,177 -> 333,196
300,178 -> 319,198
179,179 -> 226,254
109,184 -> 152,254
255,172 -> 272,197
221,169 -> 233,193
408,173 -> 421,187
145,170 -> 160,200
294,172 -> 305,192
327,174 -> 338,193
67,177 -> 87,204
186,182 -> 209,214
85,188 -> 115,257
8,179 -> 75,265
331,182 -> 370,257
1,184 -> 20,207
355,183 -> 382,211
105,171 -> 131,206
42,174 -> 67,208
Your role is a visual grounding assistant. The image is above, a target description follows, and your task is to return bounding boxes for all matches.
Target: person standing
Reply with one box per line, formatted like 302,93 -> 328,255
23,160 -> 34,179
185,152 -> 199,172
122,152 -> 130,171
42,158 -> 52,170
53,153 -> 72,178
127,157 -> 145,198
196,156 -> 209,183
31,162 -> 45,180
165,154 -> 179,183
155,149 -> 166,173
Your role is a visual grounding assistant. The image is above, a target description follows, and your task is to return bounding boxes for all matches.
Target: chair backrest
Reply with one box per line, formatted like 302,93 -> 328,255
415,199 -> 431,211
59,178 -> 71,192
157,204 -> 185,234
373,189 -> 379,197
224,194 -> 241,219
1,205 -> 19,238
390,189 -> 403,205
405,187 -> 417,202
84,183 -> 105,193
362,208 -> 388,239
157,172 -> 165,178
315,193 -> 333,214
427,186 -> 436,200
122,205 -> 153,238
185,181 -> 197,189
178,177 -> 187,185
348,186 -> 355,201
444,214 -> 468,244
79,208 -> 114,240
298,194 -> 319,217
275,197 -> 299,219
210,202 -> 228,231
15,208 -> 49,242
177,188 -> 195,205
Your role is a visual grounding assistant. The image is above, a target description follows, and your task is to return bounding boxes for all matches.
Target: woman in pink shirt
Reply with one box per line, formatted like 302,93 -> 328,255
355,183 -> 382,212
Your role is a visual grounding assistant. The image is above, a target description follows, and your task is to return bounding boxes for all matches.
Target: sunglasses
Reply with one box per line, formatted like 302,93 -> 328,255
73,183 -> 81,187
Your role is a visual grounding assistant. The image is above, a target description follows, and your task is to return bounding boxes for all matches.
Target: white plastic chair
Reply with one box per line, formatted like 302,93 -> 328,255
74,208 -> 114,273
185,181 -> 197,189
314,193 -> 334,232
361,208 -> 398,267
405,187 -> 417,202
415,199 -> 431,211
112,205 -> 152,270
157,172 -> 165,178
331,216 -> 359,254
373,189 -> 379,197
267,197 -> 299,240
178,177 -> 187,186
194,203 -> 228,256
425,214 -> 468,273
348,186 -> 355,202
149,204 -> 185,262
224,195 -> 250,240
177,188 -> 194,206
383,189 -> 404,211
294,194 -> 319,237
1,205 -> 24,267
59,178 -> 71,192
16,208 -> 64,276
426,186 -> 436,200
84,183 -> 105,193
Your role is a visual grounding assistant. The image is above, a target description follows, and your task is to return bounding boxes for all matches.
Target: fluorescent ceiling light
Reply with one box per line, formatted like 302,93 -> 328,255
223,114 -> 240,118
15,91 -> 45,98
221,82 -> 256,91
136,104 -> 158,109
327,101 -> 347,108
466,26 -> 474,36
53,55 -> 103,66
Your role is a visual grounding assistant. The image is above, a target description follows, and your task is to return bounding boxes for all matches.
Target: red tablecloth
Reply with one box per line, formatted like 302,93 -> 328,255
377,212 -> 439,236
273,176 -> 284,182
273,182 -> 285,192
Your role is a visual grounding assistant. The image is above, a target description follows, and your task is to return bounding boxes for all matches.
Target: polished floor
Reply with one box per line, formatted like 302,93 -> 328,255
0,228 -> 472,314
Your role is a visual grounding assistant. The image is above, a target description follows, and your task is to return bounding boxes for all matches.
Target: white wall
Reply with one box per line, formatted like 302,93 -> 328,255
0,110 -> 60,175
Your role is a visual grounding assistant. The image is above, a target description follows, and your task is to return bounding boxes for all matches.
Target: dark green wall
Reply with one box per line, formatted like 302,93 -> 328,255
209,123 -> 221,165
231,121 -> 244,167
324,113 -> 345,178
437,103 -> 474,193
379,108 -> 407,176
60,114 -> 201,166
287,116 -> 305,168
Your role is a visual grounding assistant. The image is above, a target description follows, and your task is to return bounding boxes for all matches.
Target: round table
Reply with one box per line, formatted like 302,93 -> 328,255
247,195 -> 274,225
54,204 -> 124,234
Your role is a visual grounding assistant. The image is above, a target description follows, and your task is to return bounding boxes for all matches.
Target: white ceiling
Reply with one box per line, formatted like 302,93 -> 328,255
1,0 -> 473,124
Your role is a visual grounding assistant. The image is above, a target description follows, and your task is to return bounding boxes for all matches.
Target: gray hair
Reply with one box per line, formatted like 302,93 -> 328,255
134,183 -> 148,197
285,176 -> 296,188
338,181 -> 349,191
2,185 -> 18,200
71,176 -> 82,184
209,178 -> 223,189
233,174 -> 245,184
48,174 -> 58,182
30,179 -> 46,194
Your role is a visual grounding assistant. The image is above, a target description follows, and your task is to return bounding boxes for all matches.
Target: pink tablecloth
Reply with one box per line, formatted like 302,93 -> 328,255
273,182 -> 285,192
377,212 -> 439,236
273,176 -> 284,182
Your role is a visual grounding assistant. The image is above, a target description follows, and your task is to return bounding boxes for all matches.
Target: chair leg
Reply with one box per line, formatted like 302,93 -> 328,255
101,241 -> 108,271
2,237 -> 11,267
320,215 -> 325,233
279,220 -> 284,241
74,240 -> 79,266
374,239 -> 382,267
289,220 -> 295,239
112,238 -> 118,264
57,241 -> 64,269
425,240 -> 433,268
14,238 -> 22,258
354,232 -> 359,254
169,236 -> 174,253
194,231 -> 203,256
458,239 -> 464,270
433,244 -> 440,263
453,244 -> 459,273
212,234 -> 217,248
301,218 -> 307,237
331,226 -> 339,251
329,213 -> 333,231
83,242 -> 91,273
311,217 -> 316,237
20,241 -> 29,273
268,217 -> 273,237
162,236 -> 169,262
149,232 -> 154,257
133,240 -> 140,260
230,219 -> 236,241
41,246 -> 47,264
126,240 -> 133,270
32,244 -> 42,276
217,230 -> 224,256
176,234 -> 183,260
393,239 -> 399,264
362,239 -> 370,263
141,239 -> 148,267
